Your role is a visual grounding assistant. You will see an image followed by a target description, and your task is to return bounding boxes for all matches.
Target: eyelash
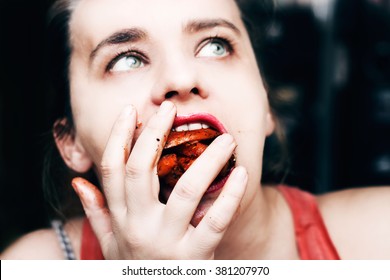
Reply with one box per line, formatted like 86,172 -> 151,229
196,35 -> 234,55
106,49 -> 148,72
105,35 -> 235,72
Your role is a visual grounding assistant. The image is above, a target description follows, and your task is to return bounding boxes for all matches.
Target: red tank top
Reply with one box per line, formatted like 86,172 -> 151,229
80,186 -> 340,259
276,186 -> 340,259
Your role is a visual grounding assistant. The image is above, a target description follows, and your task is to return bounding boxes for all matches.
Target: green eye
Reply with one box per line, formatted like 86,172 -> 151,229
197,39 -> 229,57
111,55 -> 144,72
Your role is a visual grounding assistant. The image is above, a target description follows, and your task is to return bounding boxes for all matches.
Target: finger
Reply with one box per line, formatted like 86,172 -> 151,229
100,105 -> 137,212
125,101 -> 176,209
163,134 -> 236,235
189,166 -> 247,257
71,178 -> 114,251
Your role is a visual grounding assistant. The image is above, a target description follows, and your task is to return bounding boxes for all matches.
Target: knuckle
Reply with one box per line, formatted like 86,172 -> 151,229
206,214 -> 228,234
126,233 -> 146,250
100,160 -> 120,178
125,162 -> 148,179
119,224 -> 148,250
225,190 -> 244,203
172,179 -> 198,201
125,162 -> 141,175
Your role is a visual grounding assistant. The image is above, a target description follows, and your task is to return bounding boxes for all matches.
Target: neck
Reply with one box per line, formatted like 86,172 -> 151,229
214,185 -> 299,259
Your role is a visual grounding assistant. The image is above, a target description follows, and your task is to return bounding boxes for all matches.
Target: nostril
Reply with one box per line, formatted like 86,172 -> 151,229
191,87 -> 199,95
164,88 -> 199,99
165,91 -> 178,99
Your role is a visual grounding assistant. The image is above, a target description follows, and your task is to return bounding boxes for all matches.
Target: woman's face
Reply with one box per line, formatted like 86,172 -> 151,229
67,0 -> 274,207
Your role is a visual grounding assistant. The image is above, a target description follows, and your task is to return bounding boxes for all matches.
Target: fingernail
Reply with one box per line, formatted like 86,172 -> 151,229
159,101 -> 174,115
71,178 -> 106,208
122,105 -> 134,117
217,134 -> 234,146
71,179 -> 88,211
233,166 -> 247,182
71,178 -> 84,197
71,179 -> 80,194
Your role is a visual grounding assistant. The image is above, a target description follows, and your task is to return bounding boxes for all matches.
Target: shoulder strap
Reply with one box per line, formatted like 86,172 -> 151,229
51,220 -> 76,260
276,186 -> 341,260
80,218 -> 104,260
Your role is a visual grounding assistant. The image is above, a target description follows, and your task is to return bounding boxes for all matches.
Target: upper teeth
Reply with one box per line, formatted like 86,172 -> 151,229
172,122 -> 210,132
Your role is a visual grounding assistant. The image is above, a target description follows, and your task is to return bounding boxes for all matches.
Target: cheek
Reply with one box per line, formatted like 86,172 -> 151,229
70,77 -> 156,166
70,81 -> 129,165
218,68 -> 268,134
216,70 -> 269,182
233,103 -> 267,174
74,107 -> 118,165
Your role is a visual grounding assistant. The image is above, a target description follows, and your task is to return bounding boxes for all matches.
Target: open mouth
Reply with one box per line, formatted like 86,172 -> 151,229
157,113 -> 236,203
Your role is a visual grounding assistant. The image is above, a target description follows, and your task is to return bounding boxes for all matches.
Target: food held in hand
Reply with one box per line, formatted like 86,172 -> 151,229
157,127 -> 236,193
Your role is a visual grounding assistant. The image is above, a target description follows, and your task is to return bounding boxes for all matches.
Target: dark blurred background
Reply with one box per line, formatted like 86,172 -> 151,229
0,0 -> 389,252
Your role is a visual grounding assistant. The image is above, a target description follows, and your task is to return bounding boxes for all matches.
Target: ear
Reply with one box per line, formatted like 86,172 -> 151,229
265,112 -> 275,136
53,119 -> 93,173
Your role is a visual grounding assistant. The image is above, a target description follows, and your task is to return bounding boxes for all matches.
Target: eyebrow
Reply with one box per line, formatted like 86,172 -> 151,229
89,19 -> 241,63
90,28 -> 147,62
184,19 -> 241,36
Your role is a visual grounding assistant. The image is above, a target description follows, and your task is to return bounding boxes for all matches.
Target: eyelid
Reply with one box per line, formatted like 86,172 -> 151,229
106,49 -> 149,72
195,36 -> 234,56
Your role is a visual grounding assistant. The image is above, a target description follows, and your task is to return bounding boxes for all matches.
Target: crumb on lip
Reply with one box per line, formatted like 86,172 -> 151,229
136,122 -> 143,129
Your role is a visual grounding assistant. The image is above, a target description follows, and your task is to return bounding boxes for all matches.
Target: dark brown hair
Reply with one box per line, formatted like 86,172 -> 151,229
44,0 -> 286,218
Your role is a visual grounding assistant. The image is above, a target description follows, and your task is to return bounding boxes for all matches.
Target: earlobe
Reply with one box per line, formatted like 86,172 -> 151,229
53,119 -> 93,173
265,112 -> 276,136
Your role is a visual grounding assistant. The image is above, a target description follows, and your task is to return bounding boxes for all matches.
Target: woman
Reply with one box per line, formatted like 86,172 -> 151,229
2,0 -> 390,259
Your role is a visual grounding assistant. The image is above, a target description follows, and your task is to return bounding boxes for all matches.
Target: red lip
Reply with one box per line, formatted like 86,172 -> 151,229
205,168 -> 233,194
173,113 -> 227,133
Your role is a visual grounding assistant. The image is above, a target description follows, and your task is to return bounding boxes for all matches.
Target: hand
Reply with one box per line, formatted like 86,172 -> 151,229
72,101 -> 248,259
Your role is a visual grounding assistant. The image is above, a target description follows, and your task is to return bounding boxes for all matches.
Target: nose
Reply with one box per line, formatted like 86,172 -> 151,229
150,54 -> 208,104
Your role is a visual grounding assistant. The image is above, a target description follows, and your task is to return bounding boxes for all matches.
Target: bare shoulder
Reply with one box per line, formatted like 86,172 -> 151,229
1,217 -> 84,260
317,186 -> 390,259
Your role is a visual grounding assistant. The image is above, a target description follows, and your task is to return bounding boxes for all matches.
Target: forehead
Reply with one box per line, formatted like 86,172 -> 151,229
70,0 -> 243,47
